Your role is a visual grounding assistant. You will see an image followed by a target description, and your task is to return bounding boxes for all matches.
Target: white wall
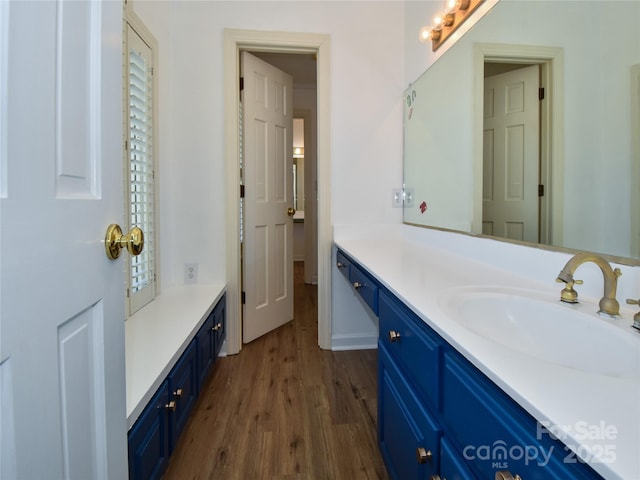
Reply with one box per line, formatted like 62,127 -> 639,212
131,0 -> 405,293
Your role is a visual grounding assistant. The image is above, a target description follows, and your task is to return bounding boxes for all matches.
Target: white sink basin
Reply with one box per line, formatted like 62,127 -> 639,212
438,287 -> 640,379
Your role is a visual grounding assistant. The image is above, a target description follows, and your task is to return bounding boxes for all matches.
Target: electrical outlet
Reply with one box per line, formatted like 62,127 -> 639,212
392,188 -> 403,207
185,263 -> 198,284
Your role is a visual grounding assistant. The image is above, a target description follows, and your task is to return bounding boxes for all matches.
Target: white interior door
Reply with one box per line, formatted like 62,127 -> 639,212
483,64 -> 540,242
242,51 -> 294,344
0,2 -> 127,478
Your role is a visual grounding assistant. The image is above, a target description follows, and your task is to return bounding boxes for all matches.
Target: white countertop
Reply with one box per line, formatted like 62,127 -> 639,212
125,283 -> 226,429
334,224 -> 640,480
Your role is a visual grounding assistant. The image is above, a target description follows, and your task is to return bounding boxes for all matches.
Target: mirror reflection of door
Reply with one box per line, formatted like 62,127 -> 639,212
482,63 -> 541,243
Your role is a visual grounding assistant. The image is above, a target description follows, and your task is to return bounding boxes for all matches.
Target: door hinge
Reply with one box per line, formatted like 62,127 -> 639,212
239,77 -> 244,92
125,139 -> 128,151
538,184 -> 545,197
240,185 -> 245,198
241,291 -> 246,304
538,87 -> 545,100
126,288 -> 130,298
151,66 -> 154,76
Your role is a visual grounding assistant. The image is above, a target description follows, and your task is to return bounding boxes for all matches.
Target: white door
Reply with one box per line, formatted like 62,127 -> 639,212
242,52 -> 294,344
483,64 -> 540,242
1,2 -> 127,479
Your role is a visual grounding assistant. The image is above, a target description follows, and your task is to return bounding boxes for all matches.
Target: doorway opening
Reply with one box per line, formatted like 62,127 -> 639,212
223,30 -> 331,355
473,43 -> 564,248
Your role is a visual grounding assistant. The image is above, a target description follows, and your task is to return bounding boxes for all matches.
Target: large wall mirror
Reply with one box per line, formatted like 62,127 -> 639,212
404,0 -> 640,263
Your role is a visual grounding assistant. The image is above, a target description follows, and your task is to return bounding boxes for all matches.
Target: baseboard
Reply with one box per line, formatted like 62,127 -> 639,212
331,333 -> 378,351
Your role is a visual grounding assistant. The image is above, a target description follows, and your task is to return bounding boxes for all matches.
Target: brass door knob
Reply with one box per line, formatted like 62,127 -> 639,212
287,207 -> 296,216
388,330 -> 401,342
416,447 -> 432,464
105,224 -> 144,260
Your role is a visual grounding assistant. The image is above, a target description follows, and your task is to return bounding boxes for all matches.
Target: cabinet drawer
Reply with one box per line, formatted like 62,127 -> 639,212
349,262 -> 379,314
442,351 -> 602,480
379,291 -> 441,410
379,344 -> 441,480
336,250 -> 351,280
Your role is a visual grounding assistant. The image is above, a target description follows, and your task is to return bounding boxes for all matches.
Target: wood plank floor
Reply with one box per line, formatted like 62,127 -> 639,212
162,262 -> 388,480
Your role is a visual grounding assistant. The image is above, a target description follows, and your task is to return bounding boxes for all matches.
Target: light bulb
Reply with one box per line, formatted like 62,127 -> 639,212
418,26 -> 432,43
445,0 -> 457,13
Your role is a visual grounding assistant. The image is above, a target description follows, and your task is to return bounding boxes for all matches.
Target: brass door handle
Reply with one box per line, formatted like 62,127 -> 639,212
287,207 -> 296,217
165,401 -> 177,412
495,472 -> 522,480
105,224 -> 144,259
173,388 -> 183,399
388,330 -> 401,342
416,447 -> 432,464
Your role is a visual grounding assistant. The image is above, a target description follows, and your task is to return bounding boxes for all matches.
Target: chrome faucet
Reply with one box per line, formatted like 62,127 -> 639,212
556,252 -> 622,317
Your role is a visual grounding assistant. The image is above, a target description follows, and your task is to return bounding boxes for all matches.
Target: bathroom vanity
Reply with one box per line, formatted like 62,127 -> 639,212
335,225 -> 640,480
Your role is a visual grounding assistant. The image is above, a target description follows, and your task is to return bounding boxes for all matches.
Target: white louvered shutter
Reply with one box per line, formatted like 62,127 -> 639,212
127,24 -> 155,314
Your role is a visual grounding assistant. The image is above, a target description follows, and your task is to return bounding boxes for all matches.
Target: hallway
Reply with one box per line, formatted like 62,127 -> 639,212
162,262 -> 387,479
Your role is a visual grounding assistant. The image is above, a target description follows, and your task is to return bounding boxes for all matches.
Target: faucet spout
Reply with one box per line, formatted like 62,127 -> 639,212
556,252 -> 622,317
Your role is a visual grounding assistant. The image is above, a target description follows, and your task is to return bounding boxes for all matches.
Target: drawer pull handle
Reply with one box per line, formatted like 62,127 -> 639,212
388,330 -> 401,342
416,447 -> 432,464
173,388 -> 183,398
353,282 -> 362,289
495,472 -> 522,480
212,322 -> 222,331
165,401 -> 177,412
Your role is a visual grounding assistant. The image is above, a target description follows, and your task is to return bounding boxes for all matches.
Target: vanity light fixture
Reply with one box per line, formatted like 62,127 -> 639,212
419,0 -> 485,51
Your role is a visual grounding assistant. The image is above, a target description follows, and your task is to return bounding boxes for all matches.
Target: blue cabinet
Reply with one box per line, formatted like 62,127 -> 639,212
128,293 -> 226,480
334,248 -> 603,480
128,381 -> 171,480
168,342 -> 198,452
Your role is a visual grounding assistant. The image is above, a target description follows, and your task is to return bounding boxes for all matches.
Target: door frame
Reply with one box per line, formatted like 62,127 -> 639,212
223,29 -> 331,354
473,43 -> 564,247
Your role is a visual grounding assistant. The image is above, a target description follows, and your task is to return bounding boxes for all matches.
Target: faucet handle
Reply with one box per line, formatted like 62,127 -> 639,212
626,299 -> 640,330
557,278 -> 583,303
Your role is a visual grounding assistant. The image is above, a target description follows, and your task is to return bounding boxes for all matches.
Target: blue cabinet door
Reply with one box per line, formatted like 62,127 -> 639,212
168,342 -> 198,452
378,344 -> 441,480
196,310 -> 215,392
212,294 -> 226,357
128,381 -> 170,480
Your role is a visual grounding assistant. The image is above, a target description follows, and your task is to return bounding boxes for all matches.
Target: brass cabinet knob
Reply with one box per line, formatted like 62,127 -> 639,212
416,447 -> 432,464
287,207 -> 296,217
212,322 -> 223,331
495,472 -> 522,480
173,388 -> 183,399
353,282 -> 362,289
105,224 -> 144,260
388,330 -> 401,343
165,401 -> 177,412
337,261 -> 345,268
